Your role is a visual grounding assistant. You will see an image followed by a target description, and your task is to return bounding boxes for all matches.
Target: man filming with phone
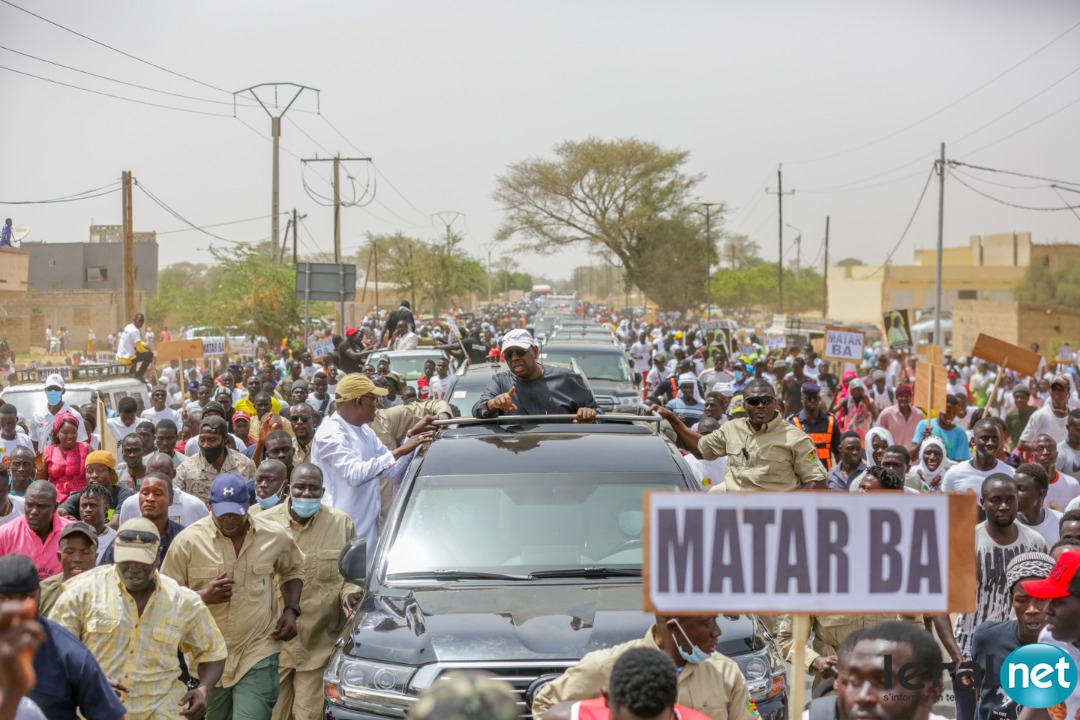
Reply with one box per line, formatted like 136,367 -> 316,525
653,378 -> 827,492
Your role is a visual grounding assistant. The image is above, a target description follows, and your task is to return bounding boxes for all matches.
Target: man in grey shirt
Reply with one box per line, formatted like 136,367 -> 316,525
473,329 -> 599,422
1057,409 -> 1080,475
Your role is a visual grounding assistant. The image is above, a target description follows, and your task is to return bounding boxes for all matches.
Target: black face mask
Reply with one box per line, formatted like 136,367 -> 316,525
202,444 -> 226,463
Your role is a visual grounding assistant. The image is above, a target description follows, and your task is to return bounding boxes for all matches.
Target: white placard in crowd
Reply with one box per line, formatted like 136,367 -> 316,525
763,335 -> 785,354
445,316 -> 462,339
309,337 -> 336,361
202,338 -> 225,357
645,492 -> 974,614
822,326 -> 865,362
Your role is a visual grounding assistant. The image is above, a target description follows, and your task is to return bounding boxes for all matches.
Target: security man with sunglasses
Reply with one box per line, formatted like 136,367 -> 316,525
654,377 -> 827,491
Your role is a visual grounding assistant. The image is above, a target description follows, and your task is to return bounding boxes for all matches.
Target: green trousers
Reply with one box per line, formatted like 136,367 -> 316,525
207,654 -> 280,720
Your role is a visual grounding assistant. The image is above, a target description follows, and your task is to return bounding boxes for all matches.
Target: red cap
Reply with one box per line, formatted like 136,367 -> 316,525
896,384 -> 913,396
1023,551 -> 1080,599
345,327 -> 358,337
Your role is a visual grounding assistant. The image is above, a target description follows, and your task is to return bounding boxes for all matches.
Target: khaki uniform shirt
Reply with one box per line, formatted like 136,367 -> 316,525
175,449 -> 257,508
50,564 -> 227,718
530,628 -> 756,720
293,437 -> 312,468
371,400 -> 453,531
161,514 -> 305,688
260,502 -> 360,671
776,613 -> 925,686
37,573 -> 63,617
699,415 -> 827,492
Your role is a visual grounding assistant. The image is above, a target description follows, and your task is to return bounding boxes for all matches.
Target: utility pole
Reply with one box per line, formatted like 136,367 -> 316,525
432,211 -> 465,316
822,216 -> 830,318
233,83 -> 318,258
934,142 -> 946,347
292,210 -> 302,264
302,155 -> 372,327
766,165 -> 795,315
373,239 -> 379,312
785,223 -> 803,315
695,202 -> 723,320
121,171 -> 134,321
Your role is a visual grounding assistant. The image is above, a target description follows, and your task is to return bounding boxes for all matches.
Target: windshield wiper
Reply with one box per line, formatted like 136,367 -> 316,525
387,570 -> 530,581
528,567 -> 642,579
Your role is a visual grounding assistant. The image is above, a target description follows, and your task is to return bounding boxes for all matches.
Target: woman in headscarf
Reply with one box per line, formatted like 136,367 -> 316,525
36,411 -> 90,503
915,436 -> 953,493
863,427 -> 895,467
830,370 -> 858,413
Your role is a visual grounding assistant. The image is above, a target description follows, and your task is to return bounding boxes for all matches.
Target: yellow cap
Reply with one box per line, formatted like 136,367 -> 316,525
335,373 -> 388,402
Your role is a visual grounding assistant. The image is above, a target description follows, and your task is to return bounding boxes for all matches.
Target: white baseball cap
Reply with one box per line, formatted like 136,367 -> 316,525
501,329 -> 536,353
44,373 -> 65,390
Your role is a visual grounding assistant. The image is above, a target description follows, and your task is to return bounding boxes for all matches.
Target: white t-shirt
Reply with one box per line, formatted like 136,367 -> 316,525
429,374 -> 453,401
942,459 -> 1015,496
0,495 -> 25,527
29,403 -> 88,449
1018,507 -> 1063,546
1047,471 -> 1080,512
629,341 -> 653,373
140,406 -> 182,428
116,322 -> 142,358
1020,404 -> 1069,445
1038,627 -> 1080,720
0,432 -> 33,464
117,485 -> 210,527
1058,441 -> 1080,476
96,526 -> 117,563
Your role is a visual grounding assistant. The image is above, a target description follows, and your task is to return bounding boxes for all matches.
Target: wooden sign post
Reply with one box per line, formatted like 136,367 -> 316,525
915,361 -> 949,415
644,492 -> 977,720
971,333 -> 1043,410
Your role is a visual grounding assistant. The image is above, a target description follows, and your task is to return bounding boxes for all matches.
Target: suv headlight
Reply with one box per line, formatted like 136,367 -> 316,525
735,650 -> 785,700
618,396 -> 640,406
325,652 -> 417,718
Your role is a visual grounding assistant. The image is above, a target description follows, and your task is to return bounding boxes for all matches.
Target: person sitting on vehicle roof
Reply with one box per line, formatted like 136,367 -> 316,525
473,329 -> 599,423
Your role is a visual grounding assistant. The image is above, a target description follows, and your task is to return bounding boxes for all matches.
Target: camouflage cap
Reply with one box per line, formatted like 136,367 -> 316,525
411,672 -> 520,720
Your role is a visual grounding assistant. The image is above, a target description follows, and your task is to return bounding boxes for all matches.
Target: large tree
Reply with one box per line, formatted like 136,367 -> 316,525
493,137 -> 717,310
357,232 -> 486,315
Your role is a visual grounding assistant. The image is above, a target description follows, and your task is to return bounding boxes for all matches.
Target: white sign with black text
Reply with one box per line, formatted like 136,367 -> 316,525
645,492 -> 974,614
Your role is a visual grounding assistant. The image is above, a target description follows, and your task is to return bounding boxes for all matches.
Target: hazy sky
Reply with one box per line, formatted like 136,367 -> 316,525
3,0 -> 1079,283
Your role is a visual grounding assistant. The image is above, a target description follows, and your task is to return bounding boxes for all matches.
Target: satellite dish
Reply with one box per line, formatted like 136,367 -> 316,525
12,226 -> 29,244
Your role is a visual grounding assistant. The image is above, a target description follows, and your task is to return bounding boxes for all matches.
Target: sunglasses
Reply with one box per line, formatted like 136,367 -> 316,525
117,530 -> 159,544
292,415 -> 314,423
744,396 -> 775,407
503,348 -> 529,359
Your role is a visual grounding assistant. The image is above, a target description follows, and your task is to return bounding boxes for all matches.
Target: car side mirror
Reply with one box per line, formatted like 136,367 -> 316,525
339,537 -> 367,585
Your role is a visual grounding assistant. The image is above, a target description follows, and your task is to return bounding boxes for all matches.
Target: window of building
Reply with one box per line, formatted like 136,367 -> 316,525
86,267 -> 107,282
957,289 -> 977,300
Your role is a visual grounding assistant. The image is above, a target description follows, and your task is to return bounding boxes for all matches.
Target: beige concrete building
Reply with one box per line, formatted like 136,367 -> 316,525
953,300 -> 1080,361
827,233 -> 1031,324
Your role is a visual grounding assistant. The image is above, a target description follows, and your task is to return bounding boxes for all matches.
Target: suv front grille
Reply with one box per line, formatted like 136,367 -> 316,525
594,394 -> 616,409
428,662 -> 573,718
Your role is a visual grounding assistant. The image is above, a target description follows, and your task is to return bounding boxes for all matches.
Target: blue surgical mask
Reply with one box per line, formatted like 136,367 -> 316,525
256,492 -> 280,510
46,390 -> 63,406
291,496 -> 321,518
669,620 -> 711,664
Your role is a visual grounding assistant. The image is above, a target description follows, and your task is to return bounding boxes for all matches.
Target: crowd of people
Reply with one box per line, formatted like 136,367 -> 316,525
0,296 -> 1079,720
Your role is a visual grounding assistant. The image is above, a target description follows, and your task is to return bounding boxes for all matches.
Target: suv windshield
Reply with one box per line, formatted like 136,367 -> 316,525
385,472 -> 681,577
541,348 -> 632,383
384,352 -> 446,380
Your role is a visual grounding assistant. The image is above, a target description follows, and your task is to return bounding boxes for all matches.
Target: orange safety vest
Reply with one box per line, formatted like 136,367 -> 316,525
792,414 -> 835,470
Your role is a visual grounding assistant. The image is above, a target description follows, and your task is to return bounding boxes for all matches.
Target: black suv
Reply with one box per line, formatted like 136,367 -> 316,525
324,417 -> 788,719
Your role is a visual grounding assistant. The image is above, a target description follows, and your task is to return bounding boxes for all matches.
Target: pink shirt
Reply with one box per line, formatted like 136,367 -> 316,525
875,405 -> 926,452
0,513 -> 71,580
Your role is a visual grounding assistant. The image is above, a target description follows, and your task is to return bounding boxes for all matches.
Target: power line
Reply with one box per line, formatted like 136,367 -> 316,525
861,166 -> 937,279
0,44 -> 238,107
136,181 -> 252,245
786,19 -> 1080,165
0,65 -> 234,117
0,0 -> 235,96
948,160 -> 1080,189
947,168 -> 1080,211
157,213 -> 277,235
320,115 -> 368,156
1050,185 -> 1080,228
956,95 -> 1080,158
0,181 -> 121,204
286,116 -> 335,157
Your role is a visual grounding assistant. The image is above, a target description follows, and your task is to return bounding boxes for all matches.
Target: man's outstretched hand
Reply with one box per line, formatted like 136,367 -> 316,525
486,386 -> 518,414
573,407 -> 597,424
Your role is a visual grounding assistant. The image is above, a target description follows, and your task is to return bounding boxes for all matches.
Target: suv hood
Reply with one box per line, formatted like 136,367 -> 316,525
344,582 -> 759,665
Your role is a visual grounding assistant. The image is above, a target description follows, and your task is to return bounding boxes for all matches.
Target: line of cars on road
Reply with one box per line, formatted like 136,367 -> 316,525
324,313 -> 789,720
